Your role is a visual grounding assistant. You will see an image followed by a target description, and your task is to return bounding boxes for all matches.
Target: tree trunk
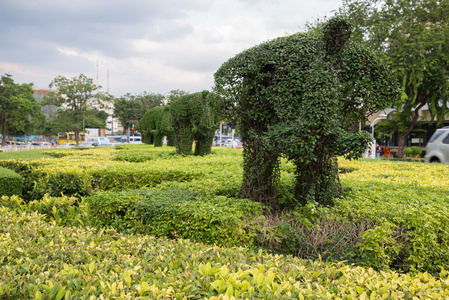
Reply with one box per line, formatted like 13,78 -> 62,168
396,102 -> 426,158
1,116 -> 7,147
397,134 -> 406,158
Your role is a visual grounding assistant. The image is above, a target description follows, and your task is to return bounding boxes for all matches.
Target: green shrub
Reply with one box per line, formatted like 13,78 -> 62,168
404,146 -> 423,158
0,167 -> 22,196
410,146 -> 423,156
137,195 -> 265,246
3,208 -> 449,299
87,187 -> 265,246
403,147 -> 413,157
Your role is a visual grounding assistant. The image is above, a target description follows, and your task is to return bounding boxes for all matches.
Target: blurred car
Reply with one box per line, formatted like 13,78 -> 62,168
425,127 -> 449,163
99,142 -> 121,147
0,144 -> 12,152
57,142 -> 76,148
5,141 -> 20,146
32,142 -> 52,148
223,139 -> 243,149
76,142 -> 99,147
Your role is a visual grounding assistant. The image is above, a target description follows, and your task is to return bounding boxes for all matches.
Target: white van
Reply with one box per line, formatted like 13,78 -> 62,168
425,127 -> 449,163
85,137 -> 109,145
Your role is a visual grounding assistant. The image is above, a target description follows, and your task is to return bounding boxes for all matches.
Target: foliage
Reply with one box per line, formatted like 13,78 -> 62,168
3,208 -> 449,299
0,76 -> 45,147
43,74 -> 109,144
2,145 -> 449,274
213,16 -> 400,207
82,108 -> 108,129
0,167 -> 22,196
340,0 -> 449,158
0,145 -> 243,200
338,158 -> 449,274
410,146 -> 423,157
87,187 -> 265,246
113,92 -> 164,133
0,194 -> 88,227
403,146 -> 422,158
170,91 -> 220,156
249,207 -> 380,264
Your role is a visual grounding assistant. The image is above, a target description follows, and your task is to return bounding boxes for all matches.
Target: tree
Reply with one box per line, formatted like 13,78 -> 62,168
340,0 -> 449,157
0,76 -> 45,147
214,16 -> 400,208
83,108 -> 108,129
113,92 -> 164,133
43,74 -> 108,144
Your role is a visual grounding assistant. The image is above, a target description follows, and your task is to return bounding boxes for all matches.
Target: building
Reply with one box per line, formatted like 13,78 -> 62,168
33,89 -> 123,135
366,107 -> 449,152
33,89 -> 57,120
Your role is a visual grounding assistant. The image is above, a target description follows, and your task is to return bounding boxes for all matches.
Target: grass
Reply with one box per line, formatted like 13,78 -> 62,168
0,149 -> 54,160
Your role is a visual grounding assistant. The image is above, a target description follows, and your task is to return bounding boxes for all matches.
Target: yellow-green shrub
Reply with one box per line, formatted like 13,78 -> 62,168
0,194 -> 88,227
2,208 -> 449,299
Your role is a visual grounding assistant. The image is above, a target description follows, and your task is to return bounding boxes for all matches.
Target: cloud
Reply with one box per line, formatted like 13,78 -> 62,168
0,0 -> 342,96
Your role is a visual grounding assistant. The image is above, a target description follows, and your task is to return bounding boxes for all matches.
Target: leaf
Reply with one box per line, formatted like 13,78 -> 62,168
124,270 -> 132,286
89,261 -> 95,274
35,290 -> 42,300
55,287 -> 66,300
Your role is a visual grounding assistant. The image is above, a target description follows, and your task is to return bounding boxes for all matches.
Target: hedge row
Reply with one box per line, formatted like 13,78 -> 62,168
86,187 -> 265,246
2,208 -> 449,299
2,145 -> 449,274
337,159 -> 449,274
0,167 -> 22,197
0,146 -> 243,200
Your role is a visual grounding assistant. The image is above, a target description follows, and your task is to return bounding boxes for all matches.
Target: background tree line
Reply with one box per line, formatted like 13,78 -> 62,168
2,0 -> 448,160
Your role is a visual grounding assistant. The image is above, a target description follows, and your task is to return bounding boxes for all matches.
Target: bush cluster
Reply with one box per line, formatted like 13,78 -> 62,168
2,145 -> 449,276
403,146 -> 423,157
0,194 -> 88,227
0,167 -> 22,197
2,208 -> 449,299
87,187 -> 265,246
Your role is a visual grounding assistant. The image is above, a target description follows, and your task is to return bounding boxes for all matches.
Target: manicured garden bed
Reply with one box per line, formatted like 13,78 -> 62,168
1,144 -> 449,298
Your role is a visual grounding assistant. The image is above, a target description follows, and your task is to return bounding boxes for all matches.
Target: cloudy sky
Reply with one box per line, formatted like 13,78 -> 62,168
0,0 -> 342,97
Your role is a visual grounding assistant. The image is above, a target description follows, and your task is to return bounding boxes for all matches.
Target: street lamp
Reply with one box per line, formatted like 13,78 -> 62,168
370,112 -> 387,158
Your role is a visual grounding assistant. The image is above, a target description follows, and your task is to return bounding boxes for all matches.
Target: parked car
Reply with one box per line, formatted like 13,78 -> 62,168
57,142 -> 76,148
223,139 -> 243,149
0,144 -> 12,152
32,142 -> 52,148
425,127 -> 449,163
98,142 -> 121,147
76,142 -> 99,147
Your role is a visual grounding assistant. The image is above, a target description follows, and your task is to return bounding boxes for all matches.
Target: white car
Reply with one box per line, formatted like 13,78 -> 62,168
425,127 -> 449,163
76,142 -> 99,147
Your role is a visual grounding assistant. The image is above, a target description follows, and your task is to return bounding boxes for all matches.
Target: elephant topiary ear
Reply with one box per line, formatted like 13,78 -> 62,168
322,16 -> 353,54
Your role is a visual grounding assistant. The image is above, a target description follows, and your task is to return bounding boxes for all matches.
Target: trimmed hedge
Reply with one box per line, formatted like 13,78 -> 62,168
0,146 -> 243,200
0,167 -> 22,197
337,159 -> 449,274
2,208 -> 449,299
2,145 -> 449,274
86,187 -> 265,246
